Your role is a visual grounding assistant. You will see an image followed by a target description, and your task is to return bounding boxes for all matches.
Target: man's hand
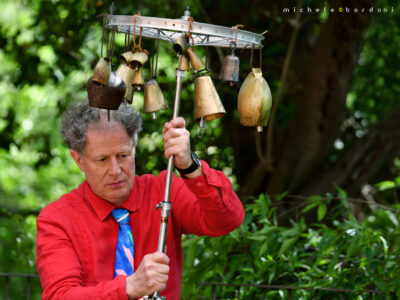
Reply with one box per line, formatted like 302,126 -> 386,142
163,117 -> 192,169
126,252 -> 170,299
163,117 -> 202,178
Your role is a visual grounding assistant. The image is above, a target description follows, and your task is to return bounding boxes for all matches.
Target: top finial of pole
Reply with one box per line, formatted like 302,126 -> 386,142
181,6 -> 191,20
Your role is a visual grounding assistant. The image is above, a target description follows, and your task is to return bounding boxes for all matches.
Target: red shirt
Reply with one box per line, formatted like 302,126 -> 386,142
36,161 -> 244,299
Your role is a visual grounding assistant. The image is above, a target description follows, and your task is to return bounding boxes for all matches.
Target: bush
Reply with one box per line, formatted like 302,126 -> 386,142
181,193 -> 400,299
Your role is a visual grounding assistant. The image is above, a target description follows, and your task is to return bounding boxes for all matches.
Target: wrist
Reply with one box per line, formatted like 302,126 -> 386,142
175,152 -> 201,176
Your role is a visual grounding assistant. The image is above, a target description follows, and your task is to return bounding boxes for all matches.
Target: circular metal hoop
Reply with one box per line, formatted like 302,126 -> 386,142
105,14 -> 264,49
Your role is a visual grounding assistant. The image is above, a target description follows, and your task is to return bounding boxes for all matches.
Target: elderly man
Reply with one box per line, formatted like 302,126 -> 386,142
36,103 -> 244,299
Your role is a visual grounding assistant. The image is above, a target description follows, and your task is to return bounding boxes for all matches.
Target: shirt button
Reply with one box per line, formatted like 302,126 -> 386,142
195,182 -> 202,187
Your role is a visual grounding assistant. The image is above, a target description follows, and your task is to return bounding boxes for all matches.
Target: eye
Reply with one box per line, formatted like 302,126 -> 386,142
98,157 -> 106,162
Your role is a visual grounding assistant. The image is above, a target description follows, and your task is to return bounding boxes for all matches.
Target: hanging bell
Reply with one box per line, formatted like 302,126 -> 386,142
125,84 -> 134,104
219,51 -> 240,85
92,57 -> 111,86
194,75 -> 226,127
87,72 -> 126,110
120,51 -> 148,69
173,35 -> 189,54
238,68 -> 272,132
132,68 -> 145,91
187,47 -> 205,73
178,54 -> 190,72
143,79 -> 168,119
116,64 -> 135,102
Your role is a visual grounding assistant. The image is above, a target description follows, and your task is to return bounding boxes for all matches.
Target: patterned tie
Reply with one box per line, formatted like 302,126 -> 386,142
111,208 -> 134,277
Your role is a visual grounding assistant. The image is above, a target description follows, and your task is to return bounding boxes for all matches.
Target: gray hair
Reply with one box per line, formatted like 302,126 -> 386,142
61,103 -> 142,154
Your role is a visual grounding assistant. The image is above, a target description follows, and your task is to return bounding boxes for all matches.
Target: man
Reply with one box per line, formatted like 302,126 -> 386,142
36,103 -> 244,299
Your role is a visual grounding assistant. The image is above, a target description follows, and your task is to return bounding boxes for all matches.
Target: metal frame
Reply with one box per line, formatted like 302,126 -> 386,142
105,15 -> 264,49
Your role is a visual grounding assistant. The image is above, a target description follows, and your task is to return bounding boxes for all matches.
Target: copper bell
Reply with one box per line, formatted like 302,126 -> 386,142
143,79 -> 168,119
194,75 -> 226,127
116,64 -> 135,103
219,51 -> 240,85
179,54 -> 190,72
87,72 -> 126,110
187,47 -> 205,73
125,84 -> 134,104
92,57 -> 111,86
238,68 -> 272,132
173,35 -> 189,54
132,68 -> 145,91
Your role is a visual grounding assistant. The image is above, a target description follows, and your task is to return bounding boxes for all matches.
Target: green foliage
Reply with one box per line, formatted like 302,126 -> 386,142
181,194 -> 400,298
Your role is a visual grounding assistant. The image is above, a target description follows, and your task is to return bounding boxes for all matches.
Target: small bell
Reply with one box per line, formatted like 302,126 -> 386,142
219,51 -> 240,85
87,72 -> 126,110
125,84 -> 134,104
116,64 -> 135,102
178,54 -> 190,72
238,68 -> 272,132
194,75 -> 226,127
143,79 -> 168,119
187,47 -> 205,73
173,35 -> 189,54
132,68 -> 145,91
92,57 -> 111,86
120,51 -> 148,69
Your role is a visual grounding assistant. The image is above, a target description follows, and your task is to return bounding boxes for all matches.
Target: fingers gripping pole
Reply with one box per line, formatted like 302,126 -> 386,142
152,54 -> 184,300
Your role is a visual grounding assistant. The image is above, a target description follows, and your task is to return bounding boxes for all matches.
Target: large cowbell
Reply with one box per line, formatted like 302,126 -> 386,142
238,68 -> 272,132
143,79 -> 168,119
194,75 -> 226,127
87,72 -> 126,110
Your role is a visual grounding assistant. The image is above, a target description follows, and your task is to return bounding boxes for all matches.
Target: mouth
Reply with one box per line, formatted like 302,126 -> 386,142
107,180 -> 125,188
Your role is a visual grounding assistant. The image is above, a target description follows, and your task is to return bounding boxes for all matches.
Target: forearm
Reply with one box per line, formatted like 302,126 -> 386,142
175,161 -> 244,236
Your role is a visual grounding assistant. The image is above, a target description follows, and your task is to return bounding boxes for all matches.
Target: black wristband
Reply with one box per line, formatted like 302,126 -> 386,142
175,152 -> 201,175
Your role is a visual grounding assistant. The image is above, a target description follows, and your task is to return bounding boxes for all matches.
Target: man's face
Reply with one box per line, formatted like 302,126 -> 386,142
71,121 -> 136,206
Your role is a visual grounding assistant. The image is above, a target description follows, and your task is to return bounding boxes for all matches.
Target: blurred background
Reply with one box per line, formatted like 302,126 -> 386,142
0,0 -> 399,298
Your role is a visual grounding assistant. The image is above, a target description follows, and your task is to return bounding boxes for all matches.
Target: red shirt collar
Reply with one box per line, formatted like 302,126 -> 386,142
83,178 -> 140,222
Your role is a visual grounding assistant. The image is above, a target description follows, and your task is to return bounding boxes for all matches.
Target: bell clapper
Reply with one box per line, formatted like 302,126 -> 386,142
152,112 -> 157,119
199,117 -> 205,128
257,126 -> 263,132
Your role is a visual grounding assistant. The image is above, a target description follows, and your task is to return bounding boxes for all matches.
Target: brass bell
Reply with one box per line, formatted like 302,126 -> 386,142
219,52 -> 240,85
173,35 -> 189,54
187,47 -> 205,73
120,51 -> 148,69
132,68 -> 145,91
194,75 -> 226,127
125,84 -> 134,104
238,68 -> 272,132
178,54 -> 190,72
116,64 -> 135,101
143,79 -> 168,119
87,72 -> 126,110
92,57 -> 111,86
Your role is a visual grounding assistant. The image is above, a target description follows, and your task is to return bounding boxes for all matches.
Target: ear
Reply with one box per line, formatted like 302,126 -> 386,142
70,150 -> 85,172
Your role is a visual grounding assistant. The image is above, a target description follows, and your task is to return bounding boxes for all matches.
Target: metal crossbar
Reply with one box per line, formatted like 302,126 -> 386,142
198,282 -> 393,299
0,273 -> 40,300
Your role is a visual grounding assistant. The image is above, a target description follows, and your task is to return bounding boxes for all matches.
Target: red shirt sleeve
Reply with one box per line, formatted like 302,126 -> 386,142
36,214 -> 128,300
172,160 -> 244,236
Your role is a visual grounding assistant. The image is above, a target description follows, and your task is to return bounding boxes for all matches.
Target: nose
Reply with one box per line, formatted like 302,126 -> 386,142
108,157 -> 121,176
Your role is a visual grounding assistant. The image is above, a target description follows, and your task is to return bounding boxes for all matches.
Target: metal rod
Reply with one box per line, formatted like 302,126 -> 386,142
152,54 -> 184,300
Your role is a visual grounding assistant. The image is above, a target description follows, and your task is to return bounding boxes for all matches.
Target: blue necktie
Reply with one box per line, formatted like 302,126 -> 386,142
111,208 -> 134,277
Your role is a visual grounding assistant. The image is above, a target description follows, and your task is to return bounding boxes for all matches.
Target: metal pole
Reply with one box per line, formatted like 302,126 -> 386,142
152,54 -> 184,300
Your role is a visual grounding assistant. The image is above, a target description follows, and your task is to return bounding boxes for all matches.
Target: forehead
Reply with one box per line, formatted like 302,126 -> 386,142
84,121 -> 133,156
